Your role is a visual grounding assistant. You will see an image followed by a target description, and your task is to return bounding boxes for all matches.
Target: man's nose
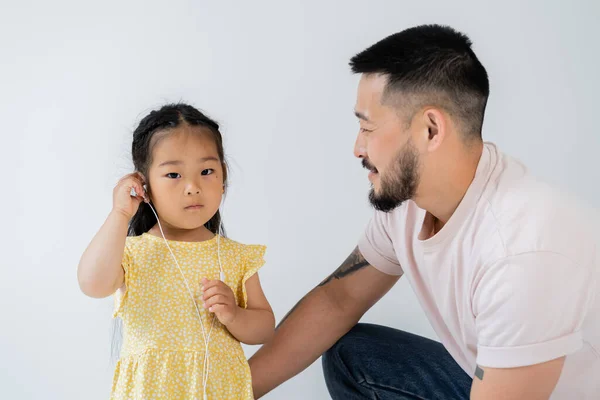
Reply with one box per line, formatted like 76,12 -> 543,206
354,135 -> 367,159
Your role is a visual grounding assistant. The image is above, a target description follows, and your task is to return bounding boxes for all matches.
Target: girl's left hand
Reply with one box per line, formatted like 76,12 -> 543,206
201,278 -> 238,325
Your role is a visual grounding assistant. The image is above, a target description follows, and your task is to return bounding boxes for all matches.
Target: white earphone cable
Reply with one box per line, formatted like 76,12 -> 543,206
146,203 -> 223,400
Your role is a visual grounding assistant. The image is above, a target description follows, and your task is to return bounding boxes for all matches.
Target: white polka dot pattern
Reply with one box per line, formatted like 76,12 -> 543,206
111,233 -> 265,399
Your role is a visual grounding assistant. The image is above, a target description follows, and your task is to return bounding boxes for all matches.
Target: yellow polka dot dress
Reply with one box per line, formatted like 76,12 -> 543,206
111,233 -> 266,400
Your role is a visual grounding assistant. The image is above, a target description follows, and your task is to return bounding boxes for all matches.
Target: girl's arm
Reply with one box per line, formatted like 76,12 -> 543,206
77,173 -> 146,298
202,274 -> 275,345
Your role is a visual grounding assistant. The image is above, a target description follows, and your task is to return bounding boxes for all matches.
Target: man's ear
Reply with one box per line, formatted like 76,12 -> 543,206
421,108 -> 447,152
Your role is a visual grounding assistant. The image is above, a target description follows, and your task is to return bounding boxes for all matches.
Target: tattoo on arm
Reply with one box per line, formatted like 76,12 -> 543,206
318,247 -> 370,287
475,365 -> 485,381
276,247 -> 370,330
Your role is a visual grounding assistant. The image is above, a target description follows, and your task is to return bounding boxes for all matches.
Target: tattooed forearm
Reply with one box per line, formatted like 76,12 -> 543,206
318,247 -> 369,287
276,247 -> 370,330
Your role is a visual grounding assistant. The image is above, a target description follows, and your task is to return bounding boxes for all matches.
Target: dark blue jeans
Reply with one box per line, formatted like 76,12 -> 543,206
322,323 -> 472,400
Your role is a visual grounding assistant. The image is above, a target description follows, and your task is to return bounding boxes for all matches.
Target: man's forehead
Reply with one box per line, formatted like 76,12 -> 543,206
358,73 -> 388,96
355,76 -> 396,122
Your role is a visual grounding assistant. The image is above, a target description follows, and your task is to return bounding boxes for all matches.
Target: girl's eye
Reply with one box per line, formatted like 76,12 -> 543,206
201,169 -> 214,176
166,173 -> 181,179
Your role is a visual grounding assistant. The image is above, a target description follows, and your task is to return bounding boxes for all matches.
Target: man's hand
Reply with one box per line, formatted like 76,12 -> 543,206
470,357 -> 565,400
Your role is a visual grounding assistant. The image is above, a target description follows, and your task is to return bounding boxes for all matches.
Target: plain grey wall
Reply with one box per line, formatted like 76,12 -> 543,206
1,0 -> 598,399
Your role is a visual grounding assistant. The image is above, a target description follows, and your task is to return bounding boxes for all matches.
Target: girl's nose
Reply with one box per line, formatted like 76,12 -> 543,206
186,183 -> 201,195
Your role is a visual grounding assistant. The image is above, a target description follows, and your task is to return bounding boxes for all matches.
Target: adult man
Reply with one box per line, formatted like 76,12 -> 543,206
250,24 -> 599,399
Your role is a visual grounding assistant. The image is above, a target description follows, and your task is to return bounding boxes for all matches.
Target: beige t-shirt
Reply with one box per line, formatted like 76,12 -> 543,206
359,143 -> 599,399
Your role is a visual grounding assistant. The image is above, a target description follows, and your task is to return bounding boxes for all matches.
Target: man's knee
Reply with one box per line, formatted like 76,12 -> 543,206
322,323 -> 374,375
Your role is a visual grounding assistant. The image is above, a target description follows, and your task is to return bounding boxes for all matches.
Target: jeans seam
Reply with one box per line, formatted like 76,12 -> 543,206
334,346 -> 366,386
361,379 -> 428,400
332,345 -> 376,399
337,340 -> 430,400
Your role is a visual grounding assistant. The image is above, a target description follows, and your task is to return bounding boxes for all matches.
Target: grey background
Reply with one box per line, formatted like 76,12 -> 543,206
1,0 -> 598,398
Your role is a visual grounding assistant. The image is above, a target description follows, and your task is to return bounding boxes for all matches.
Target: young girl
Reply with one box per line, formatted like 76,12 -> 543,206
77,103 -> 275,400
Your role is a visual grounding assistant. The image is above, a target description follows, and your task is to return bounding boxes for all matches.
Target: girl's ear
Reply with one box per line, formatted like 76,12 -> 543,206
135,171 -> 150,201
135,171 -> 147,184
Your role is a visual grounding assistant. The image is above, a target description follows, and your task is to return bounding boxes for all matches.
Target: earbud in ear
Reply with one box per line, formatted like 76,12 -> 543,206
130,184 -> 149,203
142,184 -> 150,203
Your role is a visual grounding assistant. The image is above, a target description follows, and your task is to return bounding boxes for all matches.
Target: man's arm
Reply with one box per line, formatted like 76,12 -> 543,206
249,247 -> 400,398
470,358 -> 565,400
470,252 -> 589,400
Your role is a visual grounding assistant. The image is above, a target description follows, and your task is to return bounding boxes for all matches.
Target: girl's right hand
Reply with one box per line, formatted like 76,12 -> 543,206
112,172 -> 148,219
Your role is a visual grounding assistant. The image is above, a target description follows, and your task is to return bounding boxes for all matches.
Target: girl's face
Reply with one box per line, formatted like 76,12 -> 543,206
146,124 -> 225,232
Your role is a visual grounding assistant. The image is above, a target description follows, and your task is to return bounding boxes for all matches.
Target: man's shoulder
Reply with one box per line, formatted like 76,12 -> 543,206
480,156 -> 597,263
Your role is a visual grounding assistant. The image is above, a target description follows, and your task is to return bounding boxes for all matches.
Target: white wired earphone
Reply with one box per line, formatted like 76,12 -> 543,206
132,186 -> 224,400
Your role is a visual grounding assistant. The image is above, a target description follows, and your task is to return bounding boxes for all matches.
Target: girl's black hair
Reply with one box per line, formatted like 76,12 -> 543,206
128,103 -> 228,236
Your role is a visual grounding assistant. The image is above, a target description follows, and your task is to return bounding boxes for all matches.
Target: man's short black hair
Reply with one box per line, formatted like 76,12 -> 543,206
350,24 -> 489,138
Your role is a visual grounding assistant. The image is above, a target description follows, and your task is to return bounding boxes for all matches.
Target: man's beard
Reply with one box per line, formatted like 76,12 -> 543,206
365,140 -> 420,212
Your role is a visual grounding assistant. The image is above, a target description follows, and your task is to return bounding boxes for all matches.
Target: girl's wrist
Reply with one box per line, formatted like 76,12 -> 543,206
110,208 -> 133,222
223,306 -> 242,327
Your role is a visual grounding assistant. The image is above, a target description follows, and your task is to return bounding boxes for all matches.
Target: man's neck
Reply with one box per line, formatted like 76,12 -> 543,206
417,140 -> 484,229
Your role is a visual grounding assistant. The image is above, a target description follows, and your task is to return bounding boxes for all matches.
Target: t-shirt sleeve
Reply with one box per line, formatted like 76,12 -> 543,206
239,244 -> 267,309
358,211 -> 403,276
473,252 -> 595,368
